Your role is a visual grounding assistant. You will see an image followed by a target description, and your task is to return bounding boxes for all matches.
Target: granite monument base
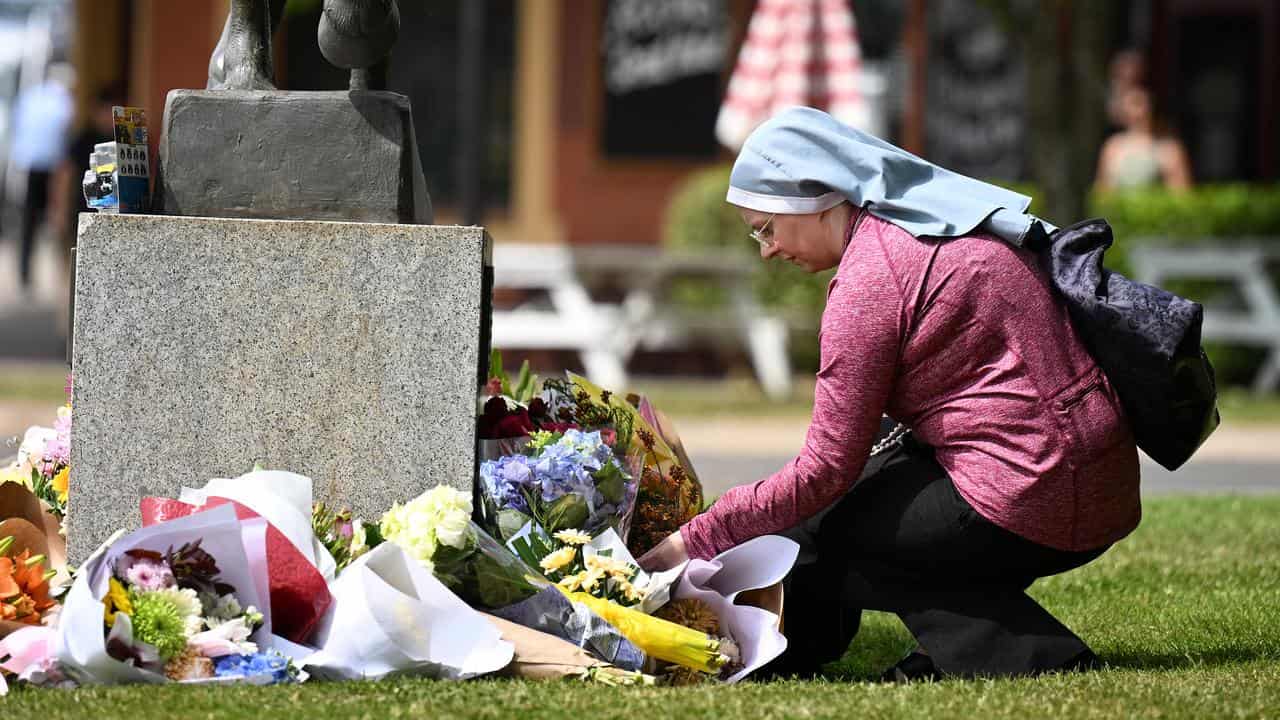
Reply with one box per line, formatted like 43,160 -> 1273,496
155,89 -> 431,224
66,214 -> 491,562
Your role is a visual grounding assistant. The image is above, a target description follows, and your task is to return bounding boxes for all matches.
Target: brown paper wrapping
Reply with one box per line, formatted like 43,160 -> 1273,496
0,482 -> 68,639
483,613 -> 643,682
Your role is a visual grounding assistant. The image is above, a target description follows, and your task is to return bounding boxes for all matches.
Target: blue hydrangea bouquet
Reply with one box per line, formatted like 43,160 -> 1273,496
479,428 -> 640,543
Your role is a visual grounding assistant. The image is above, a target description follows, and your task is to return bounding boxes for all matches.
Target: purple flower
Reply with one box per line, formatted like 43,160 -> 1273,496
43,409 -> 72,468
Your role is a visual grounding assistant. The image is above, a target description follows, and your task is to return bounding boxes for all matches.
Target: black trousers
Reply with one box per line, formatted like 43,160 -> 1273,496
767,420 -> 1109,678
19,169 -> 51,288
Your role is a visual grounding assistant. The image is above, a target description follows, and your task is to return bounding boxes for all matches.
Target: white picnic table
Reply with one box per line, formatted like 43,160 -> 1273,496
1129,241 -> 1280,394
490,243 -> 792,399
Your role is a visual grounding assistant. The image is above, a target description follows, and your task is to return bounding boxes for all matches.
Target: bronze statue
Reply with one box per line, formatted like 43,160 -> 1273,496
318,0 -> 400,90
208,0 -> 400,91
158,0 -> 429,224
208,0 -> 286,90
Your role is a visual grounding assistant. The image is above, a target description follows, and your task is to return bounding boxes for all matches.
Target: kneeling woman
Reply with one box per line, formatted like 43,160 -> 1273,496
638,107 -> 1140,680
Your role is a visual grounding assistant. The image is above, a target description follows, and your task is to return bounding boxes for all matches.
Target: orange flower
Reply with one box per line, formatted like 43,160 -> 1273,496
0,550 -> 55,624
0,559 -> 19,600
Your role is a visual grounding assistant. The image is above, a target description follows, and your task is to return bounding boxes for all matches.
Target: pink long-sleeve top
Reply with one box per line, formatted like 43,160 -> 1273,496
681,213 -> 1142,560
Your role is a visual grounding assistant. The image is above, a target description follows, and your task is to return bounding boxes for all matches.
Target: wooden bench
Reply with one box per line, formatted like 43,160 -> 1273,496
1129,242 -> 1280,393
490,243 -> 792,399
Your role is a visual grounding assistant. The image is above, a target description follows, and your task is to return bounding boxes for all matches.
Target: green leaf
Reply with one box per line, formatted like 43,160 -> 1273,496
471,554 -> 539,609
509,536 -> 541,571
513,360 -> 533,403
489,348 -> 504,380
544,495 -> 589,534
594,463 -> 627,505
497,509 -> 534,542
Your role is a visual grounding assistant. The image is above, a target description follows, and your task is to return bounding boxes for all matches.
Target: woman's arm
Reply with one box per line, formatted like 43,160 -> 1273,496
1094,136 -> 1119,192
1160,139 -> 1193,191
678,240 -> 907,560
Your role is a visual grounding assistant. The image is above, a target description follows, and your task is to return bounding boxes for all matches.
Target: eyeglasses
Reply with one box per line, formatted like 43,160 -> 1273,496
749,214 -> 776,249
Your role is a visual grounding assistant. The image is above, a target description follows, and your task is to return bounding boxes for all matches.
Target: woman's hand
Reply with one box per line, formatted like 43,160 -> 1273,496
638,530 -> 690,572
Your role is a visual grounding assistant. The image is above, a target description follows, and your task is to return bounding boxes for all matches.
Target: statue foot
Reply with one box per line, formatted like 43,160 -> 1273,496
221,65 -> 278,91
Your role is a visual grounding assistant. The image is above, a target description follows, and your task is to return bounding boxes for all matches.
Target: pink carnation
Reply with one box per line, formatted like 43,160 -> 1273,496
119,557 -> 176,591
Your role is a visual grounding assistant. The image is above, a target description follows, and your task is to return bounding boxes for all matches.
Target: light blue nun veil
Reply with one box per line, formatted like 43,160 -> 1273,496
727,107 -> 1053,245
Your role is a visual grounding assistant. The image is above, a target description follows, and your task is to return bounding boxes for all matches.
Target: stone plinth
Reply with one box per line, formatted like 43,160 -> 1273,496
67,214 -> 490,562
155,90 -> 432,224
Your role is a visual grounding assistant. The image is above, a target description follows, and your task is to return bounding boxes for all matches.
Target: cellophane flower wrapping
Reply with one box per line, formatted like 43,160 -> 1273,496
139,471 -> 337,644
488,585 -> 646,671
667,535 -> 799,683
380,485 -> 645,670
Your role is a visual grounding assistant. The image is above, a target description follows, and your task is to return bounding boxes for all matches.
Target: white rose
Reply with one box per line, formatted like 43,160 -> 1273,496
433,507 -> 471,550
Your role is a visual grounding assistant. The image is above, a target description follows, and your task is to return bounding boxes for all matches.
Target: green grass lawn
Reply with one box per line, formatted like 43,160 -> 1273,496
6,496 -> 1279,718
0,362 -> 69,404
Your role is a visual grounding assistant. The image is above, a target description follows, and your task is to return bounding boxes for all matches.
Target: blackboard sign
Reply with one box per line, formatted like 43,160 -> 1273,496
601,0 -> 729,158
925,0 -> 1027,181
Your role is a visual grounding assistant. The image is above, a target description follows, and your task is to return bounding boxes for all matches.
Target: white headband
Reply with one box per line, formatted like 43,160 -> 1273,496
726,185 -> 846,215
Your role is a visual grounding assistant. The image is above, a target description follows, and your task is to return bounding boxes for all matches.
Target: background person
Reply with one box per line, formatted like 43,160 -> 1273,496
8,62 -> 75,290
1096,84 -> 1192,191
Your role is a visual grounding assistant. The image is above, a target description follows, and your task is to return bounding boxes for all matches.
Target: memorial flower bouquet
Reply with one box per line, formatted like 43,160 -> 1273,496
2,380 -> 72,520
38,504 -> 299,687
380,485 -> 541,610
311,503 -> 379,573
98,539 -> 285,682
511,528 -> 647,608
479,428 -> 639,543
379,485 -> 649,673
0,534 -> 57,630
624,394 -> 704,557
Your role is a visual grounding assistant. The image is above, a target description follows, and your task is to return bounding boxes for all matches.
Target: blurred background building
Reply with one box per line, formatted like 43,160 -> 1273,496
1,0 -> 1272,244
2,0 -> 1278,389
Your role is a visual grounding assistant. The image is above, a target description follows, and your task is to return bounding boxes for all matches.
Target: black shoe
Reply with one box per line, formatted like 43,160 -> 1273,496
1059,648 -> 1101,673
879,651 -> 942,683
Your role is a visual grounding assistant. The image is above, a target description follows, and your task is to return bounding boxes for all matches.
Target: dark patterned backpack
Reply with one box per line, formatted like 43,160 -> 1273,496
1027,218 -> 1220,471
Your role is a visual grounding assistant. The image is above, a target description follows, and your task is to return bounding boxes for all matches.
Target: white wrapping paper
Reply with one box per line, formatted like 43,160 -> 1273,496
177,470 -> 338,580
673,535 -> 799,683
302,542 -> 514,681
582,529 -> 687,615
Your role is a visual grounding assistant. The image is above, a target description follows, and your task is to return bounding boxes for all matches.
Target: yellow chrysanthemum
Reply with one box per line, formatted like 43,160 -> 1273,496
585,554 -> 633,576
52,466 -> 70,503
557,572 -> 585,592
580,567 -> 606,593
103,577 -> 133,627
614,577 -> 647,603
539,546 -> 578,573
553,529 -> 592,546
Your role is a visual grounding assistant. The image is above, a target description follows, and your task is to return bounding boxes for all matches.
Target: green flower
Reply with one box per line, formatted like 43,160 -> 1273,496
128,587 -> 202,660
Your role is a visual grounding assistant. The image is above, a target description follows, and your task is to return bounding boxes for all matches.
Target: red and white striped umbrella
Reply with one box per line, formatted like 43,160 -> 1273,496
715,0 -> 868,150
